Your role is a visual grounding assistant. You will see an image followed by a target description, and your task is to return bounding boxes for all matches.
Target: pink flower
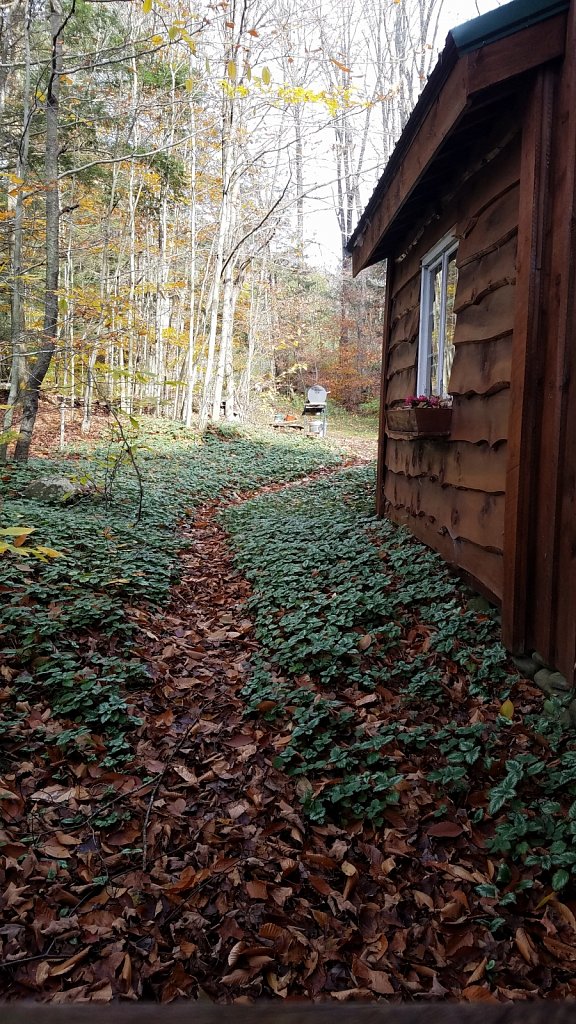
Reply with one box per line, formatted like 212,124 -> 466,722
403,394 -> 448,409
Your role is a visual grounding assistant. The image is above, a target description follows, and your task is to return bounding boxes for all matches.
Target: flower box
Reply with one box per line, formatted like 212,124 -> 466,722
386,406 -> 452,438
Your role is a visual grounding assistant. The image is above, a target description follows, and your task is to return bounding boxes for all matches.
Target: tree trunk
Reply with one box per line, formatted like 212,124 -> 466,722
199,1 -> 246,428
211,261 -> 238,421
293,105 -> 304,259
81,348 -> 97,434
184,87 -> 198,428
199,181 -> 233,426
14,0 -> 68,461
0,0 -> 30,462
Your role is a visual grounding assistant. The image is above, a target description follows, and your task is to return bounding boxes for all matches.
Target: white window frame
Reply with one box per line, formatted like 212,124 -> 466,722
417,232 -> 458,398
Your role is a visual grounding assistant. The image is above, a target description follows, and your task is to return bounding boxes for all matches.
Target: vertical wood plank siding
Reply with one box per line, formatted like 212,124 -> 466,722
376,258 -> 395,518
381,134 -> 521,601
528,1 -> 576,680
502,70 -> 556,657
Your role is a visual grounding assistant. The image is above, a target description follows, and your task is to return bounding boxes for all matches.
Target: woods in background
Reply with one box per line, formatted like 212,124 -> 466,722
0,0 -> 443,458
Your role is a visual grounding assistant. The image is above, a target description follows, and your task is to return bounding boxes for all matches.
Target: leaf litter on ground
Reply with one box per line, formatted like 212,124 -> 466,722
0,423 -> 575,1003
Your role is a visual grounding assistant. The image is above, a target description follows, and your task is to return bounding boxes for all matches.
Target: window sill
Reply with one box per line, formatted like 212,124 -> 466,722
386,406 -> 452,439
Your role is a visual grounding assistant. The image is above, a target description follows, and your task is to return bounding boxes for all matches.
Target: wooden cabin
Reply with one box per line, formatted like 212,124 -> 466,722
348,0 -> 576,682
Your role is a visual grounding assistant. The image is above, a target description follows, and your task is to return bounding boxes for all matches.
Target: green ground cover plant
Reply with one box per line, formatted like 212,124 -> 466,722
223,467 -> 576,894
3,429 -> 576,1000
0,421 -> 342,766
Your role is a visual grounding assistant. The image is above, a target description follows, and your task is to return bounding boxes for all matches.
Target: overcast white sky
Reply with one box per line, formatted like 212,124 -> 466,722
441,0 -> 504,36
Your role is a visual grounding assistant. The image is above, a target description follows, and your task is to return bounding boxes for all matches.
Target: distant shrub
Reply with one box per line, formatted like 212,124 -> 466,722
358,398 -> 380,417
203,421 -> 242,440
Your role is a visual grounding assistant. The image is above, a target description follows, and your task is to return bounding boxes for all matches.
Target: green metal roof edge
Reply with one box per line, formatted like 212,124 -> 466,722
451,0 -> 569,54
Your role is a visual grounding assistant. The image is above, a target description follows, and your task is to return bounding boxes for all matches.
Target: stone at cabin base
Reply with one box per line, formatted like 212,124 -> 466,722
533,667 -> 570,696
512,655 -> 537,679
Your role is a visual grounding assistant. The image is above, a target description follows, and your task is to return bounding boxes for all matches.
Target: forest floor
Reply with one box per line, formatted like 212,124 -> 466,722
1,414 -> 576,1004
27,400 -> 379,464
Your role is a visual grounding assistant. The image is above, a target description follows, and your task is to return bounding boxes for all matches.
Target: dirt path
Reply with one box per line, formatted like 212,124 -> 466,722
4,454 -> 574,1004
1,465 -> 387,1004
119,465 -> 387,1002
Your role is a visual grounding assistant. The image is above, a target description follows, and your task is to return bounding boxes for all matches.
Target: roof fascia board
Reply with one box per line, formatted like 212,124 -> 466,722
350,13 -> 567,274
452,0 -> 568,53
466,12 -> 566,96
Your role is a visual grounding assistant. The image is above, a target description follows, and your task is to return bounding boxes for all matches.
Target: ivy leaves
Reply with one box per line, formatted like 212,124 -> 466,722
0,424 -> 341,765
224,465 -> 576,902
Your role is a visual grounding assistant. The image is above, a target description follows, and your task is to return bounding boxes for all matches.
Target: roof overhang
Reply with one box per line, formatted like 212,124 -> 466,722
348,0 -> 569,275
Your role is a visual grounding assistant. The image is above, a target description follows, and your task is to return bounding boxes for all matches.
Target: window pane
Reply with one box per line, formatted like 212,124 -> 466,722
442,256 -> 458,394
430,262 -> 443,395
419,236 -> 459,398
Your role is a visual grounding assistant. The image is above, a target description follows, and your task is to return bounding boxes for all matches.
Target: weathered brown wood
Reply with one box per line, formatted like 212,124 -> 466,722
377,112 -> 517,606
457,187 -> 520,267
454,234 -> 517,309
376,258 -> 395,517
390,307 -> 419,349
392,214 -> 454,296
501,70 -> 556,656
387,340 -> 417,377
452,285 -> 516,345
385,439 -> 507,494
528,0 -> 576,680
458,184 -> 518,251
457,229 -> 519,273
356,0 -> 576,671
390,134 -> 519,310
386,368 -> 417,405
466,14 -> 567,98
389,133 -> 520,309
384,501 -> 503,600
453,135 -> 521,251
389,268 -> 421,314
385,136 -> 520,417
384,473 -> 504,552
386,406 -> 453,437
392,230 -> 440,296
449,336 -> 512,396
352,60 -> 469,274
389,166 -> 517,305
2,1003 -> 576,1024
449,392 -> 509,447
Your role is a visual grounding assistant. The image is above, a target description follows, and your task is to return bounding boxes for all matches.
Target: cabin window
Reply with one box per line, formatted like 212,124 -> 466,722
417,234 -> 458,398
